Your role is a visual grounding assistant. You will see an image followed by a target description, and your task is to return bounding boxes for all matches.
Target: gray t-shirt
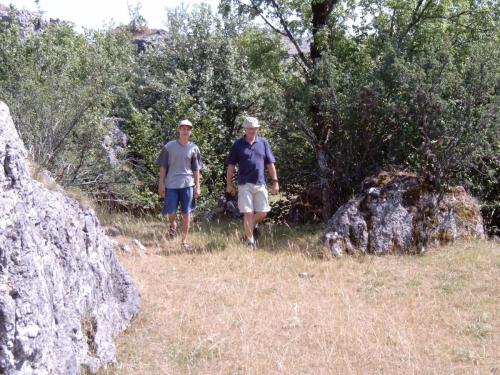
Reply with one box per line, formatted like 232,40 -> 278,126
156,140 -> 202,189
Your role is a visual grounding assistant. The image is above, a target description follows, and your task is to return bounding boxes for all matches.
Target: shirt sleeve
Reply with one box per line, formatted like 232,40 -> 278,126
191,146 -> 203,171
156,146 -> 169,167
263,139 -> 276,165
226,142 -> 238,166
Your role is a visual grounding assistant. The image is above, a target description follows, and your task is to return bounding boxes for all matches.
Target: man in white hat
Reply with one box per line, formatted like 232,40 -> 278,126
156,119 -> 202,250
226,116 -> 279,249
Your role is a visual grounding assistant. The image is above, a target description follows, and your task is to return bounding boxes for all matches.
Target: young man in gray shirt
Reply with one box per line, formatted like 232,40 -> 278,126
156,119 -> 202,249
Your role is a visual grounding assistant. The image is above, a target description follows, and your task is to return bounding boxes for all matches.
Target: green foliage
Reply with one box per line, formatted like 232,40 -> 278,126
124,5 -> 273,209
351,0 -> 499,229
1,1 -> 497,231
0,19 -> 133,188
224,0 -> 498,230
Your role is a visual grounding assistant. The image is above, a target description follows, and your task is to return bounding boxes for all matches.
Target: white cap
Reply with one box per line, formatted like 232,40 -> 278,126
242,116 -> 260,128
178,119 -> 193,127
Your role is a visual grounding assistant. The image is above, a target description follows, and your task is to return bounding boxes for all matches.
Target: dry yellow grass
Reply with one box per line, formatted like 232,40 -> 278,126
99,215 -> 499,375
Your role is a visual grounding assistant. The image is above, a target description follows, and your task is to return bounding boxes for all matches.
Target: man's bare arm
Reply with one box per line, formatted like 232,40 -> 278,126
158,166 -> 167,197
267,163 -> 279,195
193,169 -> 201,198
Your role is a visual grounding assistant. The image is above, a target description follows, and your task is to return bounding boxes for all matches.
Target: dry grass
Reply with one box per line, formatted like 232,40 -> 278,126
99,214 -> 499,375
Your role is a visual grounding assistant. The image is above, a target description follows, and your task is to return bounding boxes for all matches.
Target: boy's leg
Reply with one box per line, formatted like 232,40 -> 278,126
164,189 -> 180,238
180,213 -> 190,244
167,214 -> 177,232
178,186 -> 195,246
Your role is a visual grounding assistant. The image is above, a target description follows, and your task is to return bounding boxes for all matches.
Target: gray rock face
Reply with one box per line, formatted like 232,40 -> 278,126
325,171 -> 485,256
203,194 -> 241,222
131,29 -> 168,53
101,118 -> 127,166
0,5 -> 60,39
0,101 -> 140,374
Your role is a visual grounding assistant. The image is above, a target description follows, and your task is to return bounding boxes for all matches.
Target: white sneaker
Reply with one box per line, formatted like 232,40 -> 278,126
246,239 -> 256,250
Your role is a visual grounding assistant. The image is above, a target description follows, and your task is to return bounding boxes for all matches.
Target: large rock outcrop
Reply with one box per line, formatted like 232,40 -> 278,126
0,101 -> 140,374
0,4 -> 61,38
131,28 -> 168,53
325,171 -> 485,256
101,117 -> 127,166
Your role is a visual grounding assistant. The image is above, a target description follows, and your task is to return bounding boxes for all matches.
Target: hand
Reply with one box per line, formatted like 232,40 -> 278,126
226,184 -> 236,196
271,181 -> 279,195
194,186 -> 201,199
158,184 -> 165,198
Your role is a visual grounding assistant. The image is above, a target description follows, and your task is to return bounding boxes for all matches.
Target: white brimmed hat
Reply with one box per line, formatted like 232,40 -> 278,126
242,116 -> 260,128
178,119 -> 193,127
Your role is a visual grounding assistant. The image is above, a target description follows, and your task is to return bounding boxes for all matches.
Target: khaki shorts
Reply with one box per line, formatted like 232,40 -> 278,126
238,183 -> 270,213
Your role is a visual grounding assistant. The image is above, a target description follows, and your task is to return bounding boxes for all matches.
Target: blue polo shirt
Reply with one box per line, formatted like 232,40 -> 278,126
226,135 -> 276,185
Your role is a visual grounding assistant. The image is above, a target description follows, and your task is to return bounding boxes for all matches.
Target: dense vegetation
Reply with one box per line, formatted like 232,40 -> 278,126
0,1 -> 498,233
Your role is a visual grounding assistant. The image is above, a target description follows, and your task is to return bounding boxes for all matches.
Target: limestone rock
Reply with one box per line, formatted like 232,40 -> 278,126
325,171 -> 485,255
0,101 -> 141,374
101,118 -> 127,166
203,194 -> 241,222
0,4 -> 61,39
131,28 -> 168,53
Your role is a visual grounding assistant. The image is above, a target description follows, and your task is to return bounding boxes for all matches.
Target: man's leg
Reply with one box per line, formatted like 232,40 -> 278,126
238,184 -> 255,246
253,212 -> 267,239
243,213 -> 255,242
252,185 -> 270,240
254,212 -> 267,225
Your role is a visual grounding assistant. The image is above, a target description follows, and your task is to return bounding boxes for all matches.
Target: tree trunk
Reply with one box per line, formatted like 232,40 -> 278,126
309,0 -> 340,221
317,145 -> 336,220
310,0 -> 337,63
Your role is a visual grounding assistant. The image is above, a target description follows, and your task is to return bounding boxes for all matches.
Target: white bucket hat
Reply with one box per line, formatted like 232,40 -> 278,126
178,119 -> 193,127
242,116 -> 260,128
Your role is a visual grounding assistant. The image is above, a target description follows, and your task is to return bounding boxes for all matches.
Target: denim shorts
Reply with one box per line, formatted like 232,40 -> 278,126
162,186 -> 195,215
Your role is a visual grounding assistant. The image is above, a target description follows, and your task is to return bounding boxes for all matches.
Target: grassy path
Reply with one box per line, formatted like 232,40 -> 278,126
99,218 -> 499,375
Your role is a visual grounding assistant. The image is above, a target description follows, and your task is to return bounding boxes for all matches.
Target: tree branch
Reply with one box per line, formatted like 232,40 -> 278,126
269,0 -> 311,69
248,0 -> 311,72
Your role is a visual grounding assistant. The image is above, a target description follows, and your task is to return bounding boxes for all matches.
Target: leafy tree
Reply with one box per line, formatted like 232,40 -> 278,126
128,2 -> 148,33
0,17 -> 134,192
221,0 -> 351,219
353,0 -> 499,231
221,0 -> 499,226
125,5 -> 270,209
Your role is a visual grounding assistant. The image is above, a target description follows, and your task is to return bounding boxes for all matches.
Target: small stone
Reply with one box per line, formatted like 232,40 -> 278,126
120,244 -> 132,253
133,239 -> 146,254
298,272 -> 313,278
282,316 -> 300,329
368,187 -> 381,197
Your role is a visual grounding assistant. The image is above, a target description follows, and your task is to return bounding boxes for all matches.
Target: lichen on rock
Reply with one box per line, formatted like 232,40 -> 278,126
325,171 -> 484,256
